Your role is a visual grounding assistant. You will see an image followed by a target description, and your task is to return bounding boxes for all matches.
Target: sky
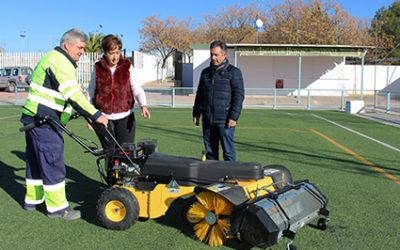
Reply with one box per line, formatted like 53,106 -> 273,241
1,0 -> 396,52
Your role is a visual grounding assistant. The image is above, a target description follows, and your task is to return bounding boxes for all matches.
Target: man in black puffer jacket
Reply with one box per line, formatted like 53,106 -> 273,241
193,41 -> 245,161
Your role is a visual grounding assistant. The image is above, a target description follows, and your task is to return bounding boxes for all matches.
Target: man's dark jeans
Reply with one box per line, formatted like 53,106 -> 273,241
202,122 -> 236,161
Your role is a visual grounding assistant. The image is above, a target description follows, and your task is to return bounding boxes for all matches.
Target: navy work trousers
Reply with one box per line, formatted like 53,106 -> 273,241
25,126 -> 65,185
25,126 -> 69,214
202,122 -> 236,161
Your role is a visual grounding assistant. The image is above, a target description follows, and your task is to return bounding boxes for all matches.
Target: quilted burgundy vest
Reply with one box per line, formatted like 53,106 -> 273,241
93,56 -> 133,114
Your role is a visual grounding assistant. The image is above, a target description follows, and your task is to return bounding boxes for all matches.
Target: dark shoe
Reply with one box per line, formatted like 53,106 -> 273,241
24,204 -> 36,211
48,209 -> 81,220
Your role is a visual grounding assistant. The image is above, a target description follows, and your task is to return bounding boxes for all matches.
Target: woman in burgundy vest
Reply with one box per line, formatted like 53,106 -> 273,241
87,35 -> 150,145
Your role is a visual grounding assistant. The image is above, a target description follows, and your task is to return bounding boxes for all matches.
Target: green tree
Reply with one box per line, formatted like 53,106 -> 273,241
261,0 -> 371,45
201,3 -> 264,44
85,32 -> 104,53
139,15 -> 197,69
371,1 -> 400,62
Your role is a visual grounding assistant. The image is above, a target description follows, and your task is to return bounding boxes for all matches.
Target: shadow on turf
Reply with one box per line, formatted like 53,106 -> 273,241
155,196 -> 253,249
6,150 -> 108,226
142,124 -> 400,177
64,164 -> 108,225
235,140 -> 400,178
140,124 -> 201,144
0,159 -> 26,206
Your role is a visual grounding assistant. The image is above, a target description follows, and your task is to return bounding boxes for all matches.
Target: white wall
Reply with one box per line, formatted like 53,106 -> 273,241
193,48 -> 210,89
345,65 -> 400,92
236,55 -> 346,90
192,47 -> 400,95
0,51 -> 174,87
132,51 -> 174,85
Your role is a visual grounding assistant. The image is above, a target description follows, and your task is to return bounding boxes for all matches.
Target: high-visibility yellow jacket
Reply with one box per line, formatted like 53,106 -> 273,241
21,47 -> 101,125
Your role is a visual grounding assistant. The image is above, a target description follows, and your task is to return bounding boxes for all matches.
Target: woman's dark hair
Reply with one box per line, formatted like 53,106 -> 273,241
210,40 -> 227,54
101,35 -> 122,53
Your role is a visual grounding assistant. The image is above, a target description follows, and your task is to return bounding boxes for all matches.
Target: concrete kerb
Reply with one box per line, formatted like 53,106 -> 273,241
356,108 -> 400,128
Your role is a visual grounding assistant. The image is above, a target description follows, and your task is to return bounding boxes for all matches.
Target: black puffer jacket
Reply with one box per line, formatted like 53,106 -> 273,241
193,59 -> 245,124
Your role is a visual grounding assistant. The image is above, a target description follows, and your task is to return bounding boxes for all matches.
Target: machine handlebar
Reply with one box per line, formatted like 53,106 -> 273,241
19,112 -> 80,132
19,122 -> 38,132
19,116 -> 49,132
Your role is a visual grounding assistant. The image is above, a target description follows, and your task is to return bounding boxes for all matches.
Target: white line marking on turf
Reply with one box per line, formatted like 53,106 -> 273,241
0,115 -> 20,120
312,114 -> 400,153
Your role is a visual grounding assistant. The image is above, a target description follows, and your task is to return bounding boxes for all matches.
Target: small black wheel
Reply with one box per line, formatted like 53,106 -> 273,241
182,196 -> 197,226
317,218 -> 328,230
289,244 -> 299,250
264,164 -> 293,189
7,82 -> 16,92
97,187 -> 139,230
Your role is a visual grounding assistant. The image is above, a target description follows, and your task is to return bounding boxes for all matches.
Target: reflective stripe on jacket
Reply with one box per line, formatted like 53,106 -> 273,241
22,47 -> 101,125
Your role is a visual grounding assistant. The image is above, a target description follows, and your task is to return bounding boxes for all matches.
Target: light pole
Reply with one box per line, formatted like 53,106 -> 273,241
20,31 -> 26,53
255,18 -> 263,44
20,31 -> 26,64
118,34 -> 126,57
96,24 -> 103,33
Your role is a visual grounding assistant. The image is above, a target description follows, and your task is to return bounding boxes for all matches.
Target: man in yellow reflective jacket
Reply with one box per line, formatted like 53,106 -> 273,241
20,28 -> 108,220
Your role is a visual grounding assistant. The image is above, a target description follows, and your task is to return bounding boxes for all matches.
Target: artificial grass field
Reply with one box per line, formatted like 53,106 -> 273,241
0,106 -> 399,249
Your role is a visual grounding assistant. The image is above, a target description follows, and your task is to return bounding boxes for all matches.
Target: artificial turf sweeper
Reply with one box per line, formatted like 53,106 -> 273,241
20,112 -> 330,249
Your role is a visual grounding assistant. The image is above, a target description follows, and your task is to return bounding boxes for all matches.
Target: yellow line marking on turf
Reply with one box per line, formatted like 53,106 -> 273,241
311,129 -> 400,185
140,123 -> 399,184
312,114 -> 400,152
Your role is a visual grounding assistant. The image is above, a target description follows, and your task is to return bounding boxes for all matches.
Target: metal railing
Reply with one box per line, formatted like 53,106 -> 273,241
374,90 -> 400,113
4,87 -> 400,113
143,87 -> 400,112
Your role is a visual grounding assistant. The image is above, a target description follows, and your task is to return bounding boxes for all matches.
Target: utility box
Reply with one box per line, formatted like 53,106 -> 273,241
174,51 -> 183,87
275,79 -> 284,88
174,51 -> 193,88
181,63 -> 193,87
345,100 -> 365,114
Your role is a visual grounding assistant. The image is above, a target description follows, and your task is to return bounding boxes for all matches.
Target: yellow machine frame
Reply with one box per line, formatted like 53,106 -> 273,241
119,174 -> 277,219
121,185 -> 195,218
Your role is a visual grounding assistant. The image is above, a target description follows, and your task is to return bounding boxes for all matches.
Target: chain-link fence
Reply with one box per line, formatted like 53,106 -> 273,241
2,87 -> 399,113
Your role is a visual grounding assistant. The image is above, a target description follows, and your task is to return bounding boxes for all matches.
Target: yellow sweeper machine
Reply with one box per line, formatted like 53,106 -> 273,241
20,113 -> 330,249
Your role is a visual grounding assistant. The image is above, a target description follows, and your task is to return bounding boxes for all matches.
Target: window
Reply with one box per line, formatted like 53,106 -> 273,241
12,68 -> 19,76
136,52 -> 144,69
22,68 -> 33,75
4,69 -> 11,76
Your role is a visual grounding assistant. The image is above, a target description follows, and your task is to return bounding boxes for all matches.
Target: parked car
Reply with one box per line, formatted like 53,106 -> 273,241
0,66 -> 33,92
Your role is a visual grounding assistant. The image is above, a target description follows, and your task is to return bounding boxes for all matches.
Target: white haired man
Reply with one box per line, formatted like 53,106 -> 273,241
20,28 -> 108,220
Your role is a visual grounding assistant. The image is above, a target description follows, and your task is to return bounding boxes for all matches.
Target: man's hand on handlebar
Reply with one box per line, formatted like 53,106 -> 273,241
96,115 -> 108,128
